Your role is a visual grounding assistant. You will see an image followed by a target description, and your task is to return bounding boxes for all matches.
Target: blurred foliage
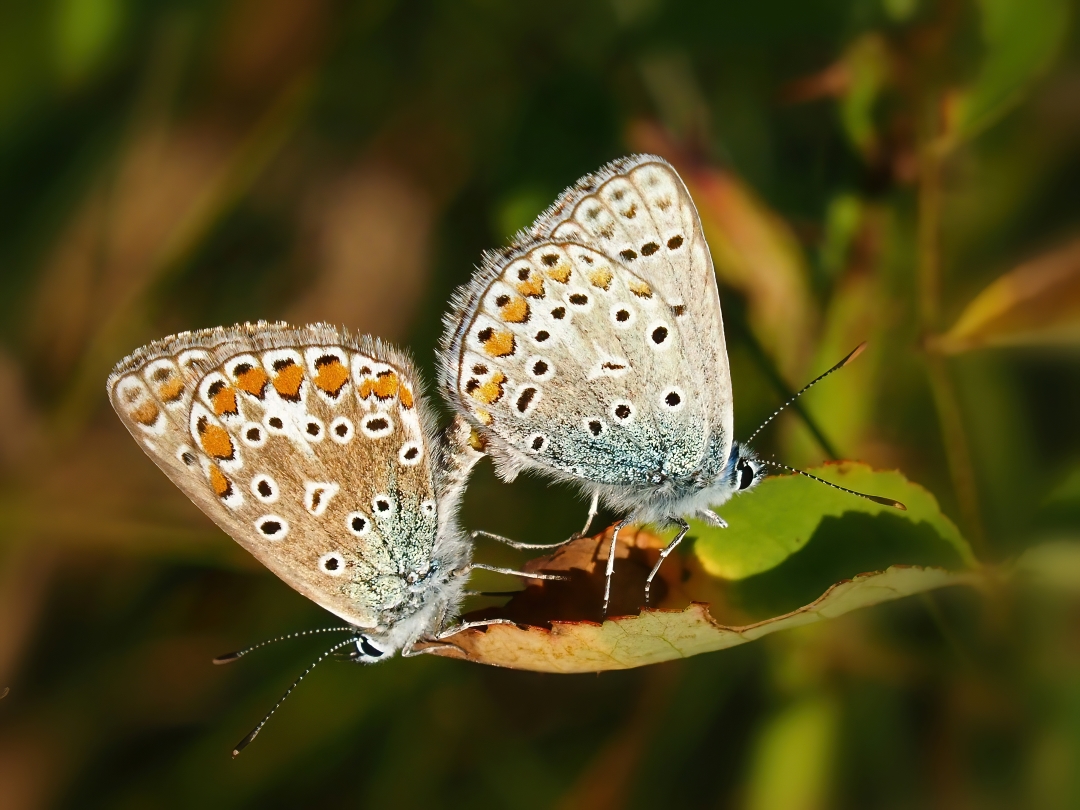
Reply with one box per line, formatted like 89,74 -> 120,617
0,0 -> 1079,807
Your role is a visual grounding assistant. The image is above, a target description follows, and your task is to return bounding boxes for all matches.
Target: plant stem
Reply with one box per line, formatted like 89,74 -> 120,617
917,125 -> 986,555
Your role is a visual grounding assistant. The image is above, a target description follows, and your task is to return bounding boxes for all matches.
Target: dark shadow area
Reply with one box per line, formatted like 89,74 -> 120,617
729,512 -> 967,621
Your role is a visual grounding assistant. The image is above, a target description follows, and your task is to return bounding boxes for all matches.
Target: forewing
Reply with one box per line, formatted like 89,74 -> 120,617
446,243 -> 710,486
107,322 -> 439,628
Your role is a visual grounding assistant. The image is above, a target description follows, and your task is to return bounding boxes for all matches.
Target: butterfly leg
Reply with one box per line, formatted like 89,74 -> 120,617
601,518 -> 632,620
644,518 -> 691,607
695,508 -> 728,528
436,618 -> 519,638
464,562 -> 567,581
578,490 -> 600,538
471,491 -> 602,551
470,530 -> 578,551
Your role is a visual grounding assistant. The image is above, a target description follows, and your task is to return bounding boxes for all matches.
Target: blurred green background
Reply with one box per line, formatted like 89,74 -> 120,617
2,0 -> 1079,807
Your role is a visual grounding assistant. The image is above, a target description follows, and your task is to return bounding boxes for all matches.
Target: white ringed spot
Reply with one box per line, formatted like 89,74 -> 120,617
610,303 -> 636,329
371,493 -> 395,515
329,416 -> 354,444
304,481 -> 339,516
611,399 -> 636,425
251,474 -> 279,504
318,551 -> 346,577
361,414 -> 394,439
512,384 -> 541,417
346,511 -> 372,537
255,515 -> 289,540
398,442 -> 423,466
659,387 -> 686,412
646,320 -> 673,352
526,356 -> 554,380
302,416 -> 326,442
583,417 -> 607,437
240,422 -> 267,447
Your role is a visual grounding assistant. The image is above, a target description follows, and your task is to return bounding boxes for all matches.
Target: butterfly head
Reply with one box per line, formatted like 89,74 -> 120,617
351,634 -> 390,663
728,442 -> 765,494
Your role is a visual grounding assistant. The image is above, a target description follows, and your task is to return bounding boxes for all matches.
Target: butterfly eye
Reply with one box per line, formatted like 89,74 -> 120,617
737,459 -> 756,491
357,637 -> 385,660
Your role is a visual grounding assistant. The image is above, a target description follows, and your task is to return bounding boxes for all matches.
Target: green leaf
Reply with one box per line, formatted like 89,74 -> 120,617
689,462 -> 974,581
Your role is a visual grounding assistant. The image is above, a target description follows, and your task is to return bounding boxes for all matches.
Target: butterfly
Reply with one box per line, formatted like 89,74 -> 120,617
439,155 -> 902,615
108,321 -> 550,752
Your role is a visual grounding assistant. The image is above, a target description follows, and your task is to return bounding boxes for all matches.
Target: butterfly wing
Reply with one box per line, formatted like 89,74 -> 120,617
440,156 -> 733,503
108,322 -> 441,629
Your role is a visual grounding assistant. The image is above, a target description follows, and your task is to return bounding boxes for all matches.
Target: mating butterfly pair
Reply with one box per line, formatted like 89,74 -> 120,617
109,156 -> 899,752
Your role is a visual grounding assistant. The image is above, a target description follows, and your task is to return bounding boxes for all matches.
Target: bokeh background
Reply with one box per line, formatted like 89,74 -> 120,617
2,0 -> 1079,807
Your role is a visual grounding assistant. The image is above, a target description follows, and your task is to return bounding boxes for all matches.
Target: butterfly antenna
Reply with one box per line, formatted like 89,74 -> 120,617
746,343 -> 867,446
213,626 -> 356,665
760,458 -> 907,510
232,636 -> 358,757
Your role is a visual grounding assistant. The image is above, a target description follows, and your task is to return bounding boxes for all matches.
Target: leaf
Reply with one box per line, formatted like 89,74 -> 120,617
688,462 -> 974,580
427,562 -> 971,674
423,466 -> 976,673
935,239 -> 1080,352
948,0 -> 1070,145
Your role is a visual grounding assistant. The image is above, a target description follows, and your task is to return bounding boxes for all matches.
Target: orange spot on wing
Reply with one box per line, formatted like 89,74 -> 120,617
629,280 -> 653,299
211,386 -> 238,417
372,371 -> 399,400
199,422 -> 235,460
470,372 -> 506,405
359,378 -> 373,399
235,366 -> 269,398
499,297 -> 530,323
314,359 -> 349,396
132,401 -> 160,426
588,267 -> 613,290
475,409 -> 493,426
399,386 -> 414,409
158,378 -> 185,402
209,466 -> 232,498
273,363 -> 304,400
516,275 -> 546,299
546,263 -> 571,283
483,331 -> 516,357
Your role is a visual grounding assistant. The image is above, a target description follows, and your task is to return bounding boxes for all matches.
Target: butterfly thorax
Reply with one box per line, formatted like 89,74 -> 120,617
587,438 -> 763,525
